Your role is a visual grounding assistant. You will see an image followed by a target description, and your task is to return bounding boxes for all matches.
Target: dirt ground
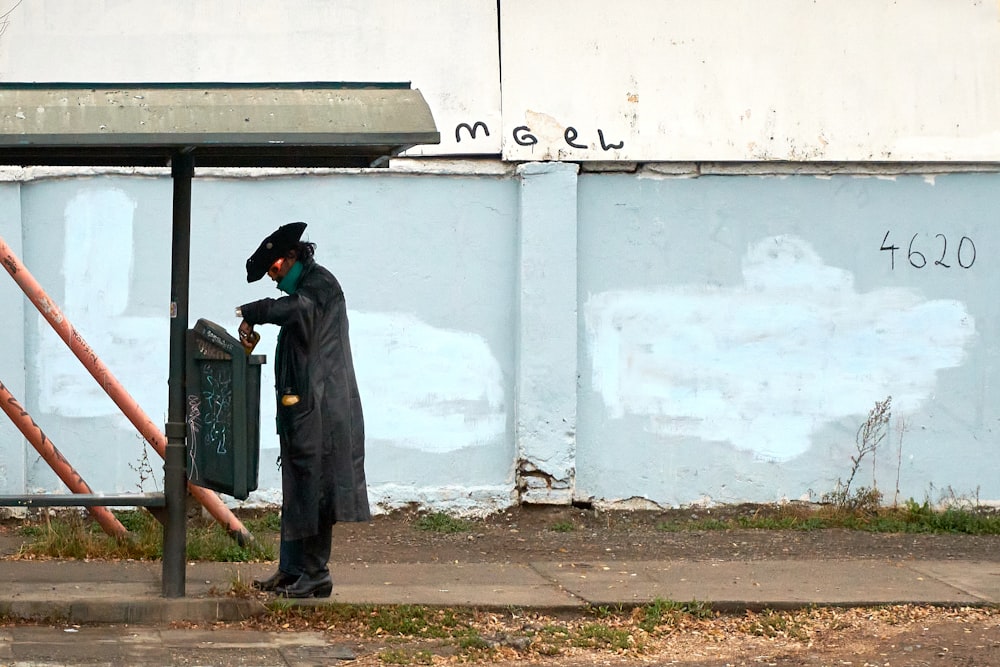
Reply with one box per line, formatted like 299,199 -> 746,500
327,502 -> 1000,565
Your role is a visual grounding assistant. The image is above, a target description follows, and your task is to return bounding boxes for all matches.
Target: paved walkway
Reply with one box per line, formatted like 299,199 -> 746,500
1,556 -> 997,625
1,553 -> 997,665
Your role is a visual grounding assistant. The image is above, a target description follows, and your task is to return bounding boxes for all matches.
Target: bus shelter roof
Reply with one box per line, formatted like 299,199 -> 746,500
0,82 -> 439,168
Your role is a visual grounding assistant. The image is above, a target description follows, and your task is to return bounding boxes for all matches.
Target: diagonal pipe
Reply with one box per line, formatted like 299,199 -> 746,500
0,378 -> 128,538
0,234 -> 253,545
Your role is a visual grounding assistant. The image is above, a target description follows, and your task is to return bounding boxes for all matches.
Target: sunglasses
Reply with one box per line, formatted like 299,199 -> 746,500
267,257 -> 286,279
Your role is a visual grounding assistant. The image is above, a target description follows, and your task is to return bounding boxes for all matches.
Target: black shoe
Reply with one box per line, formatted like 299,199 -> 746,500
278,572 -> 333,598
252,570 -> 298,592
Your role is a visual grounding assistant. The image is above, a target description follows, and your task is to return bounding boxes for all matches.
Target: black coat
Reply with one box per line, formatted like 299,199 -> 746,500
239,258 -> 370,540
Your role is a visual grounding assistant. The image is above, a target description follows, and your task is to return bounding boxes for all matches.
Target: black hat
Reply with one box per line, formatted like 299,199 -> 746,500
246,222 -> 307,282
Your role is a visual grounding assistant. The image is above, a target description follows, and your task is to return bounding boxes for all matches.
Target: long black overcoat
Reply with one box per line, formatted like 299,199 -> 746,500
239,258 -> 370,540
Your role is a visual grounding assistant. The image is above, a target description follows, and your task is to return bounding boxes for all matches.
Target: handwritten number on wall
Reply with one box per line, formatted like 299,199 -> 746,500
881,231 -> 976,270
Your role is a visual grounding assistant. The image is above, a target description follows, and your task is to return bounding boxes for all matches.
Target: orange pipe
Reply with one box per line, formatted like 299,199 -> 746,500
0,378 -> 128,538
0,235 -> 252,544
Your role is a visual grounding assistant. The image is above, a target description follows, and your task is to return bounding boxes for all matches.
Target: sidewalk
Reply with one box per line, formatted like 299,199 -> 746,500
1,556 -> 997,624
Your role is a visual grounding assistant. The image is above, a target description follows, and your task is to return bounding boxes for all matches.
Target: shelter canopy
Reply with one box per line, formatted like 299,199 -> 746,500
0,82 -> 439,168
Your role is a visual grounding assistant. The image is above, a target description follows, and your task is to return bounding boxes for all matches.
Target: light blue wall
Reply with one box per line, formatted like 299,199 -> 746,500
5,171 -> 520,512
3,166 -> 999,511
0,183 -> 25,495
577,171 -> 1000,506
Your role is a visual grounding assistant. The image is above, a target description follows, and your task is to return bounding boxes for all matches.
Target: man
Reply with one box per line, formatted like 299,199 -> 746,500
238,221 -> 369,598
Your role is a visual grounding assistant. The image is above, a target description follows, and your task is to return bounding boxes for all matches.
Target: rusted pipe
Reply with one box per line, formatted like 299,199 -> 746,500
0,234 -> 253,544
0,378 -> 128,538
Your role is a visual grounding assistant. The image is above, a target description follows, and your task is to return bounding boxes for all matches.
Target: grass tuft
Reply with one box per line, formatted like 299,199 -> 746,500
655,501 -> 1000,535
635,597 -> 714,632
412,512 -> 472,534
16,509 -> 274,562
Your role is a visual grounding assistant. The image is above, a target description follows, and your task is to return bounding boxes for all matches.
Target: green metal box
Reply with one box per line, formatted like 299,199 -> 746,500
185,318 -> 266,500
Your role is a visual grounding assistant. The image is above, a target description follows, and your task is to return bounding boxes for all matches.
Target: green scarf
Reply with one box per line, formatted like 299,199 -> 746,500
276,260 -> 304,294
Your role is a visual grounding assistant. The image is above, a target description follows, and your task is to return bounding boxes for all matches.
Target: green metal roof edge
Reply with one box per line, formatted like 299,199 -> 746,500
0,81 -> 414,90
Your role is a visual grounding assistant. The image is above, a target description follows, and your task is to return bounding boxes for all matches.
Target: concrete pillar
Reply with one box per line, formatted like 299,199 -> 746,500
515,162 -> 579,504
0,182 -> 26,498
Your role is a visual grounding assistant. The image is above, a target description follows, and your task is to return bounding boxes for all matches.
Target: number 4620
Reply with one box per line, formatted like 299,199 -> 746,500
880,231 -> 976,270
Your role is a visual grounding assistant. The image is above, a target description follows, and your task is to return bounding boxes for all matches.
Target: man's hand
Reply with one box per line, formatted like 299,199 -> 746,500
238,319 -> 254,339
238,320 -> 260,354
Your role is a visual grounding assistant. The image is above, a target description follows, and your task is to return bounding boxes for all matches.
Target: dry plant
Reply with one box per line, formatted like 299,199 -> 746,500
824,396 -> 891,512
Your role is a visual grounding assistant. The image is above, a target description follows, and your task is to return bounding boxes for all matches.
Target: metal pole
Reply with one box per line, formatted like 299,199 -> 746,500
0,378 -> 129,538
0,235 -> 253,544
162,153 -> 194,598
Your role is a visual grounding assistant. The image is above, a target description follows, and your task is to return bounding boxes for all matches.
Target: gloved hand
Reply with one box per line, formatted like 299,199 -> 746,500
237,319 -> 260,354
236,300 -> 265,323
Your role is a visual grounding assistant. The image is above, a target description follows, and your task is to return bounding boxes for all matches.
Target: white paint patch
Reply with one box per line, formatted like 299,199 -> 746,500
36,188 -> 168,423
350,311 -> 506,454
585,235 -> 975,461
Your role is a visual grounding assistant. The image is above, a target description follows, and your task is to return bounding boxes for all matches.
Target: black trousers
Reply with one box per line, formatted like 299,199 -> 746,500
279,520 -> 334,577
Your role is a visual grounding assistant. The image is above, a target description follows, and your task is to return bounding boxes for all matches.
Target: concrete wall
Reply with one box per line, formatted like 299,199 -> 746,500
0,0 -> 502,157
500,0 -> 1000,161
0,0 -> 998,512
2,1 -> 999,161
576,168 -> 1000,507
0,181 -> 25,495
3,165 -> 999,511
2,170 -> 521,511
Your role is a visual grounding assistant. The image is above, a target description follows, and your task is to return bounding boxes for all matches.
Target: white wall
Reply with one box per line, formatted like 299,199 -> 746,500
0,0 -> 501,157
1,1 -> 998,162
500,0 -> 1000,161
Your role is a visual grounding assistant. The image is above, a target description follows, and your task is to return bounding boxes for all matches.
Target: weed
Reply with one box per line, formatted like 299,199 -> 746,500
572,623 -> 633,650
635,597 -> 713,632
532,625 -> 570,656
824,396 -> 891,510
377,648 -> 411,664
413,512 -> 471,534
653,500 -> 1000,535
115,510 -> 153,533
655,521 -> 681,532
224,570 -> 256,598
17,523 -> 43,538
453,628 -> 499,660
744,609 -> 809,641
266,597 -> 294,614
549,520 -> 575,533
590,603 -> 625,618
128,439 -> 158,492
411,650 -> 434,664
539,624 -> 571,637
243,511 -> 281,533
16,510 -> 274,562
368,605 -> 462,638
17,511 -> 152,560
893,415 -> 908,506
